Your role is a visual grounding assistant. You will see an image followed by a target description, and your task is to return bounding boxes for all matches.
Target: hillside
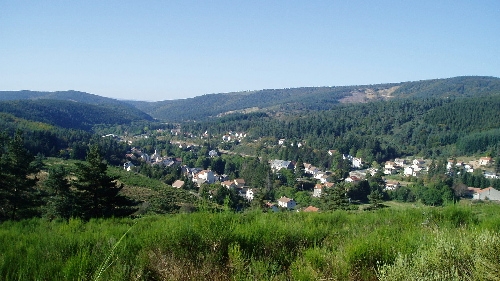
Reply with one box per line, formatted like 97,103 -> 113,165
126,76 -> 500,121
0,99 -> 153,131
0,90 -> 154,122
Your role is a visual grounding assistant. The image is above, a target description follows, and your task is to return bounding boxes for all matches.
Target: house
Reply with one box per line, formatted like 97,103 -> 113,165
234,178 -> 246,188
473,187 -> 500,201
277,196 -> 297,209
313,184 -> 323,197
413,159 -> 425,166
352,157 -> 363,169
479,157 -> 493,166
123,161 -> 135,171
345,176 -> 361,183
278,139 -> 286,146
385,181 -> 401,191
404,167 -> 414,177
171,180 -> 185,189
324,182 -> 335,188
270,159 -> 294,172
303,163 -> 319,175
394,158 -> 407,166
246,188 -> 258,201
222,180 -> 236,189
302,206 -> 319,212
194,170 -> 216,184
208,150 -> 218,157
222,135 -> 231,142
484,171 -> 499,179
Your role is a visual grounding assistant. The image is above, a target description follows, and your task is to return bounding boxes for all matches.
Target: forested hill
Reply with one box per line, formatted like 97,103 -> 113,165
0,99 -> 153,131
126,76 -> 500,122
0,90 -> 154,122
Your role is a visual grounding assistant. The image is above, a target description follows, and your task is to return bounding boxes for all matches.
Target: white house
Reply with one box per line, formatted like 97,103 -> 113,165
303,163 -> 319,175
479,157 -> 493,166
473,187 -> 500,201
394,158 -> 407,166
404,167 -> 414,177
385,181 -> 401,191
277,197 -> 297,209
123,161 -> 135,171
313,184 -> 323,198
270,159 -> 294,172
246,188 -> 257,201
352,157 -> 363,169
195,170 -> 216,184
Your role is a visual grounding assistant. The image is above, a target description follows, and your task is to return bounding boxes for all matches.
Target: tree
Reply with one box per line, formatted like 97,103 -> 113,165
72,144 -> 130,219
0,131 -> 38,221
322,184 -> 351,211
43,165 -> 73,220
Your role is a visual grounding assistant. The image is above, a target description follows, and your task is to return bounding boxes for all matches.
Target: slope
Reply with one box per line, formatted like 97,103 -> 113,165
0,90 -> 154,122
126,76 -> 500,122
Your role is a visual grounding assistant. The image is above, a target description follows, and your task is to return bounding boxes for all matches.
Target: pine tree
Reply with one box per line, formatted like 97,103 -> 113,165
72,144 -> 126,219
43,165 -> 73,220
0,130 -> 38,220
322,184 -> 351,211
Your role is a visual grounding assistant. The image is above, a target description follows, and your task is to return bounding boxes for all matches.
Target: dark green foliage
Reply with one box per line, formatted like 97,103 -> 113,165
0,99 -> 152,131
322,184 -> 352,210
43,165 -> 74,220
72,144 -> 133,219
0,131 -> 39,221
126,76 -> 500,121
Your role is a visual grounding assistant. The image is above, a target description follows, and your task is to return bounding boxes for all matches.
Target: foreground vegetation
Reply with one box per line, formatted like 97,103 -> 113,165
2,203 -> 500,280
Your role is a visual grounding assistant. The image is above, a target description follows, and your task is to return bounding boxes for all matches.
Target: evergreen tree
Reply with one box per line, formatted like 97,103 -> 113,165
0,130 -> 38,220
321,184 -> 351,211
43,165 -> 73,220
72,144 -> 128,219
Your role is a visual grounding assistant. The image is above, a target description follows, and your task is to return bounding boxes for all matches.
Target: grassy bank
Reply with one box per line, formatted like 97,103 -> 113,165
1,202 -> 500,280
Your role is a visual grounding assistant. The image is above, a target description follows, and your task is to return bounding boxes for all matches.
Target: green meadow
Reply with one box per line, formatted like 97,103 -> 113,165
1,202 -> 500,281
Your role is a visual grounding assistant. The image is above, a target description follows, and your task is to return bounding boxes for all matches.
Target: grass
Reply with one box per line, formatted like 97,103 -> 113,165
1,203 -> 500,280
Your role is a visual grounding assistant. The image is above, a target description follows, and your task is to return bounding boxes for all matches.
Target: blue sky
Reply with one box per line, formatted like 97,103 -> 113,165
1,1 -> 499,101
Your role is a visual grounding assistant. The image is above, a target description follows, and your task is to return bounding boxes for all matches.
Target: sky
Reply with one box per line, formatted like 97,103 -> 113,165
1,1 -> 499,101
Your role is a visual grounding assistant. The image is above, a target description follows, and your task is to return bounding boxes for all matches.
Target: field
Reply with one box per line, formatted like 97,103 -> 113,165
1,202 -> 500,280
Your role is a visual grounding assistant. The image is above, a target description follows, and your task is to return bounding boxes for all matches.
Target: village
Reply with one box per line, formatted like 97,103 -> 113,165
118,130 -> 500,212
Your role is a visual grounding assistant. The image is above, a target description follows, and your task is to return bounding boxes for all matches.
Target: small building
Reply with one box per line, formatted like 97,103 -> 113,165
277,196 -> 297,209
171,180 -> 185,189
313,184 -> 323,198
123,161 -> 135,171
473,187 -> 500,201
479,157 -> 493,166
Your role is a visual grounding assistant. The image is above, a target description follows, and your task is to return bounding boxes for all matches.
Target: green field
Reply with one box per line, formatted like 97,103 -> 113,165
2,202 -> 500,281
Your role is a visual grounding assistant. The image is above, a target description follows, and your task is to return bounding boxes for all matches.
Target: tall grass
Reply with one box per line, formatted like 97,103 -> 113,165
1,203 -> 500,280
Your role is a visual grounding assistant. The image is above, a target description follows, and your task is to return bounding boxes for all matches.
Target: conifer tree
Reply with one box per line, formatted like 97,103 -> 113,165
0,130 -> 38,220
43,165 -> 73,220
73,144 -> 125,219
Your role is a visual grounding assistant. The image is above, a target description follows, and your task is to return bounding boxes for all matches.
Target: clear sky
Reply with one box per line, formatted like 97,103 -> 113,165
1,1 -> 499,101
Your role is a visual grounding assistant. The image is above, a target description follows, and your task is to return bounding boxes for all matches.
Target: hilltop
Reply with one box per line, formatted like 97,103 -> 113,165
125,76 -> 500,121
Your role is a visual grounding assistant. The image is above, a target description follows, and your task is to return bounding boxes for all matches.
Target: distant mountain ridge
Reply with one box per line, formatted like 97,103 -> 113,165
0,90 -> 154,125
2,76 -> 500,123
125,76 -> 500,121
